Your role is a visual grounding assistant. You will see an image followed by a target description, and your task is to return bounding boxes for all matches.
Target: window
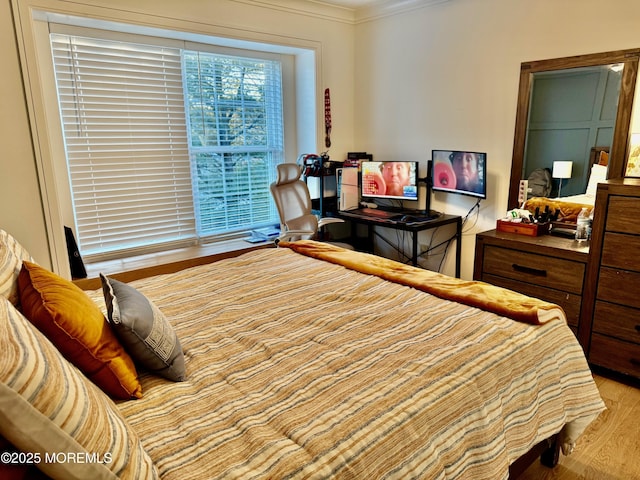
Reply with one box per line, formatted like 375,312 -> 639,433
51,32 -> 283,260
183,51 -> 283,236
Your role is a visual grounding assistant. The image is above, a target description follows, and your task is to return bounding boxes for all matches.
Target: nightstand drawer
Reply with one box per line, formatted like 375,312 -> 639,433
593,301 -> 640,343
589,333 -> 640,378
596,267 -> 640,309
482,274 -> 580,327
482,245 -> 584,294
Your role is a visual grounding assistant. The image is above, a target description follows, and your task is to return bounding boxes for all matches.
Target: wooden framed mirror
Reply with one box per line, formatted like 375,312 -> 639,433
507,49 -> 640,209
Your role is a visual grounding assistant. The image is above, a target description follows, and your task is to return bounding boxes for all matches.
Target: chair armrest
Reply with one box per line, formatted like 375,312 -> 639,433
275,229 -> 316,244
318,217 -> 344,228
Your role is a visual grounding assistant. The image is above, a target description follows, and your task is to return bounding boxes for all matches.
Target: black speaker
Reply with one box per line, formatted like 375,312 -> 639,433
64,226 -> 87,279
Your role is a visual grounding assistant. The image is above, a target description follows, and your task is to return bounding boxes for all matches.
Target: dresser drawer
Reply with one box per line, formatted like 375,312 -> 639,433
601,232 -> 640,271
482,245 -> 584,294
605,196 -> 640,234
596,267 -> 640,308
589,333 -> 640,378
482,274 -> 580,327
593,301 -> 640,343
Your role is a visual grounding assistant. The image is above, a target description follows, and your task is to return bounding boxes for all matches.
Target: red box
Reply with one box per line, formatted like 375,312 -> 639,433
496,219 -> 550,236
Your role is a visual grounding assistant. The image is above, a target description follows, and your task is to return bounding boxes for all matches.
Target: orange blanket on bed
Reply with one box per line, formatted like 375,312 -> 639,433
524,197 -> 593,223
281,240 -> 565,325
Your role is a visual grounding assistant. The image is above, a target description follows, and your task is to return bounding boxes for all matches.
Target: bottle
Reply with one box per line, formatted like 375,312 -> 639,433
575,207 -> 590,242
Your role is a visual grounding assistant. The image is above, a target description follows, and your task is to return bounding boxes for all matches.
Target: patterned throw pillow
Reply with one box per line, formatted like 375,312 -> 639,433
0,229 -> 33,306
100,275 -> 186,382
0,297 -> 158,479
18,261 -> 142,399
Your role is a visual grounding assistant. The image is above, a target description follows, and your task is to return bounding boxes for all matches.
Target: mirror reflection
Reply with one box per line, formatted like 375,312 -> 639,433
523,64 -> 622,199
508,48 -> 640,210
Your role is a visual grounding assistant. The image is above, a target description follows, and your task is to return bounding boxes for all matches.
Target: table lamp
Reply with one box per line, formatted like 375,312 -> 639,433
552,161 -> 573,197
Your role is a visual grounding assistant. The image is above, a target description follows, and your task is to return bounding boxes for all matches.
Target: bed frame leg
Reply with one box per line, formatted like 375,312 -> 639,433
540,435 -> 560,468
508,434 -> 560,479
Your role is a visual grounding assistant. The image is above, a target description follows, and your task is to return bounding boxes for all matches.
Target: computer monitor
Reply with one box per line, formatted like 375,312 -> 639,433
360,161 -> 419,201
431,150 -> 487,199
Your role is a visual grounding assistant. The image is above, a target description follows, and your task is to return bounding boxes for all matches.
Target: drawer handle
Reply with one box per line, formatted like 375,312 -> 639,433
512,263 -> 547,277
631,358 -> 640,367
635,325 -> 640,333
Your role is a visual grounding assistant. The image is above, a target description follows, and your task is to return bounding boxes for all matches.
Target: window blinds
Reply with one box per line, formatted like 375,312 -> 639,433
51,32 -> 284,260
183,51 -> 283,235
51,34 -> 196,257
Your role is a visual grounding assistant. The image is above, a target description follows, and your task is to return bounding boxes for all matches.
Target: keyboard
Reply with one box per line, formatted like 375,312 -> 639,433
353,207 -> 400,219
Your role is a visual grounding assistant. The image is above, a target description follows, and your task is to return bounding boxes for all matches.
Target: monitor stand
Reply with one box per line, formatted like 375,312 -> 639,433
413,160 -> 435,218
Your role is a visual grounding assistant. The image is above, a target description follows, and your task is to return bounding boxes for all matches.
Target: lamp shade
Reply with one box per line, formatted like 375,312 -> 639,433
552,161 -> 573,179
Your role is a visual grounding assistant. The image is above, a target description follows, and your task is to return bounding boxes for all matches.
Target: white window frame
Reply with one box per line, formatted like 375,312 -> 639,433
12,1 -> 322,277
181,47 -> 285,240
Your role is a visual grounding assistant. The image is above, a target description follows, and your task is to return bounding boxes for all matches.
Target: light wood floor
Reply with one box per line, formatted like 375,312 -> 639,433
518,374 -> 640,480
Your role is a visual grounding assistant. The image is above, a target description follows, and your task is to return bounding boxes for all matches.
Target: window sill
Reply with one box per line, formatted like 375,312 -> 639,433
74,238 -> 274,290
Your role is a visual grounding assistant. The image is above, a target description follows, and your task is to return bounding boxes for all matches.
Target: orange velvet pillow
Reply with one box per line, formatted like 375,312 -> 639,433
598,150 -> 609,166
17,261 -> 142,399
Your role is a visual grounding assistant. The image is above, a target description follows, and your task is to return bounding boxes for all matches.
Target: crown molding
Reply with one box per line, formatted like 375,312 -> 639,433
354,0 -> 450,24
232,0 -> 451,25
232,0 -> 357,24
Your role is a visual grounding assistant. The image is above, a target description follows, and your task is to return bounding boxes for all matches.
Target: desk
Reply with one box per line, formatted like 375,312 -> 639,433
336,210 -> 462,278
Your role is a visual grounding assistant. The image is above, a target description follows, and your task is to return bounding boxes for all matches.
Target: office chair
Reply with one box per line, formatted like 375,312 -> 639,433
270,163 -> 351,247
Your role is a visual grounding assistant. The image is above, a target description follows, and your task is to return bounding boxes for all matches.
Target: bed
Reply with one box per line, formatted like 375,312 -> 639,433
0,232 -> 605,480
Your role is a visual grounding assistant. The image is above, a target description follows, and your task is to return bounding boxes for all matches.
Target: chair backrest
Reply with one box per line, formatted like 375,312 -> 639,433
270,164 -> 318,239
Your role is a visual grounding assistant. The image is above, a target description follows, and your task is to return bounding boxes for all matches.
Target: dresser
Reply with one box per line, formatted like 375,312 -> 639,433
474,230 -> 589,337
581,178 -> 640,379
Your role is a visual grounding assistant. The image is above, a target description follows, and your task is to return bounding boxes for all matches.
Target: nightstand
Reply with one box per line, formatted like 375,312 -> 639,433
474,230 -> 589,340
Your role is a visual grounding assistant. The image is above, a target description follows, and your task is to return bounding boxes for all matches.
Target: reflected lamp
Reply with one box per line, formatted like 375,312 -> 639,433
552,161 -> 573,197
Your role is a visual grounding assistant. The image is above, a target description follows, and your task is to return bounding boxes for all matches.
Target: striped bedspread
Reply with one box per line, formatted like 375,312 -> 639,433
86,243 -> 604,479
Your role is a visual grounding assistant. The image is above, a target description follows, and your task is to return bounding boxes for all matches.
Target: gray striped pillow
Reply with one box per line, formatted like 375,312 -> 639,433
0,296 -> 158,480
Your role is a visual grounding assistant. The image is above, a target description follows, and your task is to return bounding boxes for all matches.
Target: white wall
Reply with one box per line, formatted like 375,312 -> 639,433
1,0 -> 50,266
353,0 -> 640,279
